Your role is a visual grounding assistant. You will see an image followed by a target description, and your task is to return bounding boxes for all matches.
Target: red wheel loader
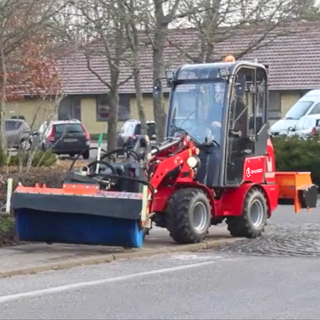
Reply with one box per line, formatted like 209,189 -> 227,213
11,59 -> 318,248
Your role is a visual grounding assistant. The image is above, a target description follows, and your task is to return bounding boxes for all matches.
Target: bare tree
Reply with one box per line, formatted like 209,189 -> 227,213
167,0 -> 308,63
143,0 -> 198,143
66,0 -> 133,151
291,0 -> 320,20
124,0 -> 148,135
0,0 -> 64,151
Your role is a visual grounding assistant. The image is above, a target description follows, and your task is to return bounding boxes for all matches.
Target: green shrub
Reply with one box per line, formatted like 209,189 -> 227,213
272,134 -> 320,186
5,150 -> 57,167
0,215 -> 15,245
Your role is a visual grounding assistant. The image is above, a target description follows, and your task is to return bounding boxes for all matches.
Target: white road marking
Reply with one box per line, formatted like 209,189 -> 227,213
170,254 -> 224,261
0,260 -> 218,305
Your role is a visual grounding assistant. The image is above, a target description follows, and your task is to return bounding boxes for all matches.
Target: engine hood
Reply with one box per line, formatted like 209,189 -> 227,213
270,119 -> 298,135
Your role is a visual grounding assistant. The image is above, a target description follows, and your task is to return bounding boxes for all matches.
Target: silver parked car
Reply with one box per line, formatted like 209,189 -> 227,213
287,114 -> 320,139
1,119 -> 32,150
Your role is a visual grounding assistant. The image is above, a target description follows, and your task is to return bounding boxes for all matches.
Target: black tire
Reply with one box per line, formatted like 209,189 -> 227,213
226,187 -> 268,238
166,188 -> 212,244
82,150 -> 90,160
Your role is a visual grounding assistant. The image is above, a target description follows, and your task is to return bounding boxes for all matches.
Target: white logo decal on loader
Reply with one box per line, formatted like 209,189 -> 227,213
246,167 -> 263,178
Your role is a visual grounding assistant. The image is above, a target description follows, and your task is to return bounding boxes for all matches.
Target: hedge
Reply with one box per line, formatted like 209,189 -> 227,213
273,134 -> 320,187
0,215 -> 15,246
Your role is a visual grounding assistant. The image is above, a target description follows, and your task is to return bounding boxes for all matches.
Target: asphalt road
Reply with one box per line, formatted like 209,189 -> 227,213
1,204 -> 320,319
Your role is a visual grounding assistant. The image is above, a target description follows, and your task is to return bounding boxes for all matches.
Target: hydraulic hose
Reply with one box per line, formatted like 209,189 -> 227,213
87,172 -> 155,195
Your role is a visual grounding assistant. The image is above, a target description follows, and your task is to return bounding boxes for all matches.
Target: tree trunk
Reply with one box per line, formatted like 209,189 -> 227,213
107,89 -> 119,151
133,67 -> 147,134
0,53 -> 7,152
153,28 -> 167,143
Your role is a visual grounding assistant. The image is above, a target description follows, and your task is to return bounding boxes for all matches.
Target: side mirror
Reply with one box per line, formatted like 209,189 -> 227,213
165,70 -> 174,86
31,130 -> 39,136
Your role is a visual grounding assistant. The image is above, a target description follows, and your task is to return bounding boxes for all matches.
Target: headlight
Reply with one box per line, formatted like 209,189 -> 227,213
186,156 -> 199,169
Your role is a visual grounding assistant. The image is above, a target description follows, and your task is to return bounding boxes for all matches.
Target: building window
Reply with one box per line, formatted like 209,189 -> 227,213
119,95 -> 130,121
59,96 -> 81,121
96,95 -> 109,121
96,94 -> 130,121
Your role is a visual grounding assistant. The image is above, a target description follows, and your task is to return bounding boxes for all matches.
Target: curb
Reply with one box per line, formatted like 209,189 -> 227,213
0,237 -> 243,279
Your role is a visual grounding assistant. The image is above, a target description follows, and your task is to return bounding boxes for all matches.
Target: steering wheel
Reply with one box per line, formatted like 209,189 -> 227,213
190,124 -> 215,143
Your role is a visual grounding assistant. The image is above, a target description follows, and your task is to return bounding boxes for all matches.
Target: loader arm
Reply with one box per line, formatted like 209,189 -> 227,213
149,148 -> 196,190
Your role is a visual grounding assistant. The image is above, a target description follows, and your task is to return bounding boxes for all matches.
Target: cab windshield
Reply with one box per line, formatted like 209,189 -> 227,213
285,101 -> 314,120
169,81 -> 226,144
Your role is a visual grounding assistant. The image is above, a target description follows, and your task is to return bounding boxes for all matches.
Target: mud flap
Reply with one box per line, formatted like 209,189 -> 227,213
11,185 -> 145,248
275,172 -> 318,213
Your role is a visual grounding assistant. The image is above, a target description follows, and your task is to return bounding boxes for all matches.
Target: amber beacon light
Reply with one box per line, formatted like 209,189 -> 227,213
224,55 -> 236,62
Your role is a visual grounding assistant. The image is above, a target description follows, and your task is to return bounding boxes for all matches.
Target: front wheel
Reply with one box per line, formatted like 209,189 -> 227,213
226,187 -> 268,238
20,139 -> 32,151
166,188 -> 212,244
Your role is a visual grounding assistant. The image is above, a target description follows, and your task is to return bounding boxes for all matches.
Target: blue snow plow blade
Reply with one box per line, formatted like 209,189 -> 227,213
11,186 -> 145,248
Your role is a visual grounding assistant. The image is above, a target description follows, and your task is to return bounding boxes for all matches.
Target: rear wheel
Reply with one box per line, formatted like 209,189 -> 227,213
166,188 -> 212,244
20,139 -> 31,151
82,150 -> 90,160
226,187 -> 268,238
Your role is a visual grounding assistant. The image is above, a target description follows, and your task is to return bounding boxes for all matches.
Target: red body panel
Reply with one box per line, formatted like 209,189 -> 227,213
243,156 -> 266,183
215,183 -> 278,217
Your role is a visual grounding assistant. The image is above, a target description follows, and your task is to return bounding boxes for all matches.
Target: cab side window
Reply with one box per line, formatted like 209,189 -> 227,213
254,68 -> 267,134
229,72 -> 250,137
309,103 -> 320,115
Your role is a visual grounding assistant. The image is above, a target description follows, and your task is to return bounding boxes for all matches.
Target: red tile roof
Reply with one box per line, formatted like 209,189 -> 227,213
59,21 -> 320,94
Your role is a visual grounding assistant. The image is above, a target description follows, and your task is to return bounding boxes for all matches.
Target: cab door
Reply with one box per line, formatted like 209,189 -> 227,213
225,67 -> 256,186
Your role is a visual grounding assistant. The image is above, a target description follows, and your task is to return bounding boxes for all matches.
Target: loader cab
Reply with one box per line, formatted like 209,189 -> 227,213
165,60 -> 269,187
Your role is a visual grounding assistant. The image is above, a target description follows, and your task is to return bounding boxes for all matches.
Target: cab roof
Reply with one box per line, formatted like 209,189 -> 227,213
176,60 -> 267,80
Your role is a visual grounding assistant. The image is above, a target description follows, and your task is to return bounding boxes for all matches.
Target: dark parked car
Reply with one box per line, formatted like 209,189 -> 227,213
35,120 -> 91,159
116,119 -> 156,149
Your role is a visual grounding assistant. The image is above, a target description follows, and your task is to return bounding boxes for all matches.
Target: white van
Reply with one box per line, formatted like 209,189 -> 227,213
270,89 -> 320,136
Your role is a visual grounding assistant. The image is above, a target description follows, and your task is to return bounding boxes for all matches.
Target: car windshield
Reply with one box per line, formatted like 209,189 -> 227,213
169,81 -> 226,144
55,123 -> 83,134
285,101 -> 314,120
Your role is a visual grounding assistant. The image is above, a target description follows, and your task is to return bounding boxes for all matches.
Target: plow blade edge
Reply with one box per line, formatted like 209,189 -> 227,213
11,188 -> 145,248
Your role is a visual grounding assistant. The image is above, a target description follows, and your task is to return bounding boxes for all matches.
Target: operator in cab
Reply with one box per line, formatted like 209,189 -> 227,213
208,82 -> 247,138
